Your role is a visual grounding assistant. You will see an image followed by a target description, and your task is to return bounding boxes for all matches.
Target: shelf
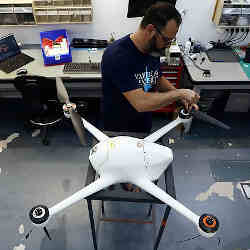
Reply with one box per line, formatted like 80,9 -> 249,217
33,0 -> 91,7
33,0 -> 93,24
213,0 -> 250,27
0,0 -> 33,4
0,0 -> 93,26
0,0 -> 35,25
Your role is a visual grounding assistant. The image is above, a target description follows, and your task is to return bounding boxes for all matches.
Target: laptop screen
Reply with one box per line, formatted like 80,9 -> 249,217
0,34 -> 20,62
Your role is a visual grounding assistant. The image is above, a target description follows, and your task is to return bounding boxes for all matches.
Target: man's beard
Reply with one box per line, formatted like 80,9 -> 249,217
146,35 -> 166,57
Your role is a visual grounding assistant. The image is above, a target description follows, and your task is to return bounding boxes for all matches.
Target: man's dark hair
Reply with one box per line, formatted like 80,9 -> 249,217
140,2 -> 182,30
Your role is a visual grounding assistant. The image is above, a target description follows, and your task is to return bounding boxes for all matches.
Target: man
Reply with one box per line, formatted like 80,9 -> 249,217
101,2 -> 199,133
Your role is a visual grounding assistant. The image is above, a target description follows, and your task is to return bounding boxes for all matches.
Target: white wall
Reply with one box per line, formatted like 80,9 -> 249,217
176,0 -> 219,45
0,0 -> 248,46
0,0 -> 142,44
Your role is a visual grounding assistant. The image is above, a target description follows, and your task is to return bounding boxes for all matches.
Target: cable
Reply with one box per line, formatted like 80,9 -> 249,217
182,52 -> 211,77
177,234 -> 223,248
208,29 -> 234,49
227,28 -> 247,44
227,31 -> 246,43
179,42 -> 211,77
176,234 -> 201,243
187,55 -> 210,72
221,29 -> 230,43
224,28 -> 235,43
229,31 -> 249,46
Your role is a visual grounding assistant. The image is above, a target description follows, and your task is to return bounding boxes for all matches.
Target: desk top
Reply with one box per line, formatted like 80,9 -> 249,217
184,52 -> 250,83
0,45 -> 103,81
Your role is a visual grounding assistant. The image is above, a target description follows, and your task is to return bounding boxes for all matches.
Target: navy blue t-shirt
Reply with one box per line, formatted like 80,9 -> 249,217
101,34 -> 162,133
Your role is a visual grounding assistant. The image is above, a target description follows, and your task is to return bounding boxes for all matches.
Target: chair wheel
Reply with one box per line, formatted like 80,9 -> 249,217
42,139 -> 50,146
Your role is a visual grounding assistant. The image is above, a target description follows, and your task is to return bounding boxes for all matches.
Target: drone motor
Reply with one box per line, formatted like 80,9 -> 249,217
198,214 -> 219,238
179,108 -> 192,119
29,205 -> 50,225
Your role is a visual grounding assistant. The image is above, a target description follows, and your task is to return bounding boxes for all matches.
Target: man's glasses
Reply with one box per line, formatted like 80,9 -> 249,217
155,26 -> 176,44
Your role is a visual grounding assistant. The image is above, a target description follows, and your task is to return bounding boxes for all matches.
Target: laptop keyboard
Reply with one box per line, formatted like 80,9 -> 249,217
63,62 -> 101,74
0,53 -> 34,74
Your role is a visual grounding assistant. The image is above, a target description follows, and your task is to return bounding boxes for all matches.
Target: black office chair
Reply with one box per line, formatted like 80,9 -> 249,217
14,73 -> 64,145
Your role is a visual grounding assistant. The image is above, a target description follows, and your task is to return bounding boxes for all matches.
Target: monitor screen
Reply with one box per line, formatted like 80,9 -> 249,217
0,34 -> 20,62
127,0 -> 177,18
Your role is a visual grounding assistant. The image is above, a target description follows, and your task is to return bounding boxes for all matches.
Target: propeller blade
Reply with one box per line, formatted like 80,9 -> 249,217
56,77 -> 70,104
191,109 -> 231,130
70,109 -> 87,146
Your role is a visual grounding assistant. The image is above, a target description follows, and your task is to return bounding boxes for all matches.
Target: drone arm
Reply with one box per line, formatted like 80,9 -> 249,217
133,178 -> 199,225
81,117 -> 109,142
49,175 -> 116,216
143,117 -> 184,143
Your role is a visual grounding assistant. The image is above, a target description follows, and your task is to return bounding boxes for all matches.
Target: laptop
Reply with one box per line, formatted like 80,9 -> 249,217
0,34 -> 34,74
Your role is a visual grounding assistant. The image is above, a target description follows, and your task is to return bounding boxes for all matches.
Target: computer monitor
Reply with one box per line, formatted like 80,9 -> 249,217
0,34 -> 20,62
127,0 -> 177,18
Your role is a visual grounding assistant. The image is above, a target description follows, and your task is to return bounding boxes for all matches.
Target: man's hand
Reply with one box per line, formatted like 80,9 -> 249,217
177,89 -> 200,104
177,89 -> 200,110
181,100 -> 199,112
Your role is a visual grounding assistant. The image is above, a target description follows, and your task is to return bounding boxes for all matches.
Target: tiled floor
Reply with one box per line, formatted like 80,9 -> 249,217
1,98 -> 250,250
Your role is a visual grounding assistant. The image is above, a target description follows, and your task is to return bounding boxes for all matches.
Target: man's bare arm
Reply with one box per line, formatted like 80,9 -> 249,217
158,75 -> 176,92
158,76 -> 200,111
123,88 -> 197,112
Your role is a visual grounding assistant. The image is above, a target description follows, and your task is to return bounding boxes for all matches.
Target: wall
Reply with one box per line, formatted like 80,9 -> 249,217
0,0 -> 142,44
0,0 -> 248,47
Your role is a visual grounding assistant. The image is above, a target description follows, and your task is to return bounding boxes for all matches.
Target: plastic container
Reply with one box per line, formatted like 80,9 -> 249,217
40,29 -> 72,66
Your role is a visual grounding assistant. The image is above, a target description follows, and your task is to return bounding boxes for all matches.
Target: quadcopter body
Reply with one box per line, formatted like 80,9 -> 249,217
90,136 -> 173,182
27,78 -> 231,243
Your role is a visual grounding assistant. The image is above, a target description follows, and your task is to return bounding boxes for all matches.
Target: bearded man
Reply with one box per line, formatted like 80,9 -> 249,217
101,2 -> 199,133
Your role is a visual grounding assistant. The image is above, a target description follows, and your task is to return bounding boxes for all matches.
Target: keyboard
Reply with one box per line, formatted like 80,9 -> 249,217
63,62 -> 101,74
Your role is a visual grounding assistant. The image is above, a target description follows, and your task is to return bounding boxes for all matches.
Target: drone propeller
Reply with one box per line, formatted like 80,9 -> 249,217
56,77 -> 70,104
69,108 -> 87,146
175,100 -> 231,131
190,108 -> 231,130
56,77 -> 87,146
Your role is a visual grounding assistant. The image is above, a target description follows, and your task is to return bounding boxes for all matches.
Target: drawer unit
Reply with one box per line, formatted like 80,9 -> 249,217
154,60 -> 183,113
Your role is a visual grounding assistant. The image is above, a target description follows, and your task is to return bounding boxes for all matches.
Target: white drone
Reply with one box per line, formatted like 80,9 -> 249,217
28,77 -> 230,242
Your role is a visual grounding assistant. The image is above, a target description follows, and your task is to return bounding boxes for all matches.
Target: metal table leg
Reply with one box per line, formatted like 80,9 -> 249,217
87,199 -> 98,250
153,206 -> 171,250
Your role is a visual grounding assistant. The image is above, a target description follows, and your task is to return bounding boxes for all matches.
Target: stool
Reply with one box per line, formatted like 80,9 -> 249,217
84,132 -> 176,250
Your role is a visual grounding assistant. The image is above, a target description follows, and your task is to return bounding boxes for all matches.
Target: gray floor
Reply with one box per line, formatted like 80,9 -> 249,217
1,99 -> 250,250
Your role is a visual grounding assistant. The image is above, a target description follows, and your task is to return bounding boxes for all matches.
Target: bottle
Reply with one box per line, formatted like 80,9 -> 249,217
184,37 -> 192,55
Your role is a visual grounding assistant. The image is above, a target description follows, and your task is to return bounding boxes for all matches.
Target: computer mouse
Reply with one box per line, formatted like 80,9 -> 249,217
16,68 -> 27,75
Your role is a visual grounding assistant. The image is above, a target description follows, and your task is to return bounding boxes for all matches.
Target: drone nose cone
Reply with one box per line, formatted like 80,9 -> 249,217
198,214 -> 219,237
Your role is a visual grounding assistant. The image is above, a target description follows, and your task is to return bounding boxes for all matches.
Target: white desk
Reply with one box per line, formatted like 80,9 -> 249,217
184,53 -> 250,132
0,45 -> 103,98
